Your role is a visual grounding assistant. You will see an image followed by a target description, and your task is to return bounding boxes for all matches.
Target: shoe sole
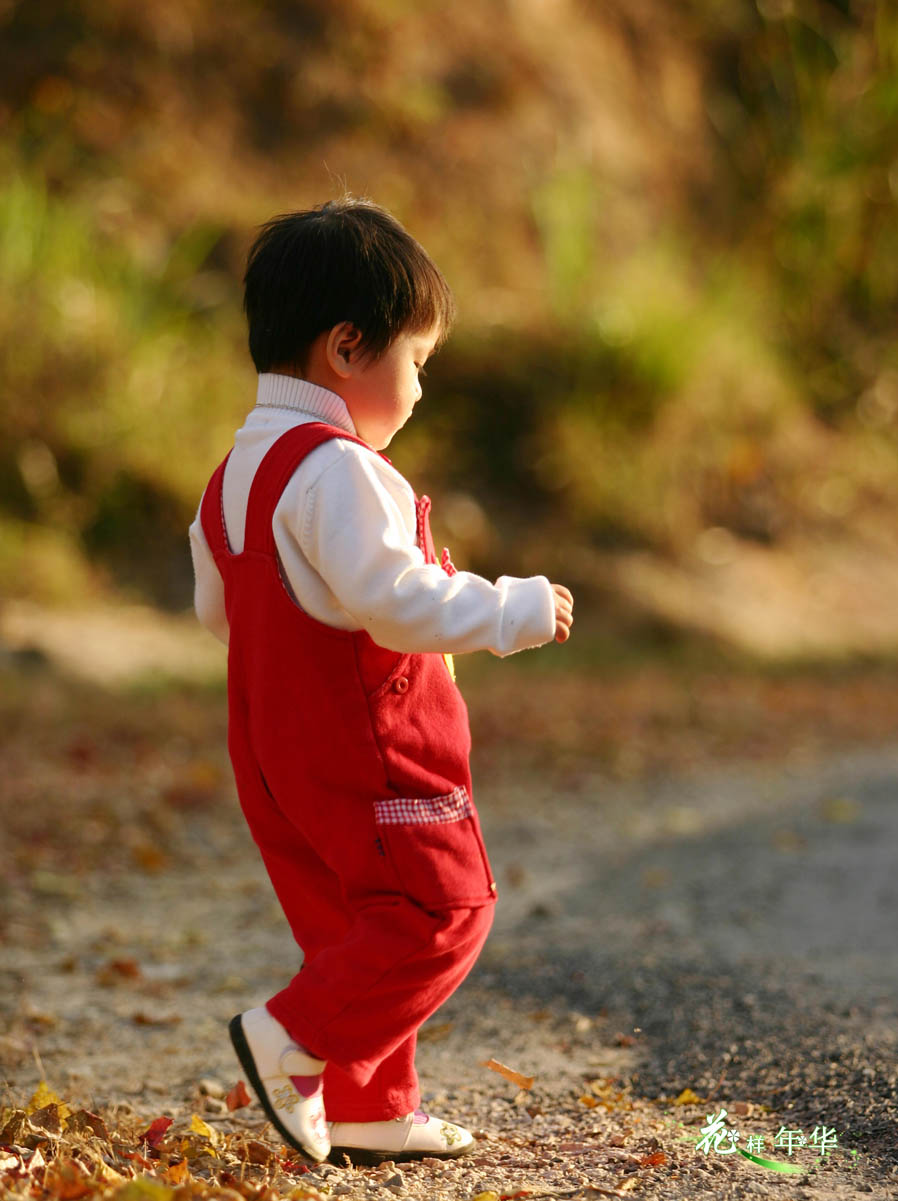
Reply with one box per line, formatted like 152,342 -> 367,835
228,1014 -> 328,1163
328,1139 -> 475,1167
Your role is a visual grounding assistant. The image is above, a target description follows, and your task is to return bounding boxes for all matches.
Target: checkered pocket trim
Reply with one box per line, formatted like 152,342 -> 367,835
374,786 -> 472,826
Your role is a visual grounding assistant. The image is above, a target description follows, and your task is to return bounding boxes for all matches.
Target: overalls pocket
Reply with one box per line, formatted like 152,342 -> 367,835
374,786 -> 497,911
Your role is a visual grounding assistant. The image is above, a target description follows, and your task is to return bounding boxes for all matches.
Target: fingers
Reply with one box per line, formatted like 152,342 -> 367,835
551,582 -> 574,643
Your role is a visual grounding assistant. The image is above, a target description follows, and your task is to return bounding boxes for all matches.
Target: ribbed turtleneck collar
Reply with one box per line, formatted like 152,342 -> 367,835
254,374 -> 357,435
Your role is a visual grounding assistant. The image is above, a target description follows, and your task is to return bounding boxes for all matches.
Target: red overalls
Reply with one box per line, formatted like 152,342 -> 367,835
200,423 -> 497,1122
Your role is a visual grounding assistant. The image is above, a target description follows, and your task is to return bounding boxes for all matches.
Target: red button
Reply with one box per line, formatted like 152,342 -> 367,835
393,676 -> 409,694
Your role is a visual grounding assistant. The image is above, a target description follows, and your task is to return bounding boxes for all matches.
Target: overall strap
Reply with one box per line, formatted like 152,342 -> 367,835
243,422 -> 371,556
415,495 -> 436,565
200,452 -> 232,559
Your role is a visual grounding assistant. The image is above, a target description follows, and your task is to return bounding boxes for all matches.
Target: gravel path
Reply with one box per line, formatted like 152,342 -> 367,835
3,723 -> 897,1199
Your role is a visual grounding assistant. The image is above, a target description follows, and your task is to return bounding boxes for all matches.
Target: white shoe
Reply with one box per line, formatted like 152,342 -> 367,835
229,1006 -> 330,1162
328,1109 -> 475,1165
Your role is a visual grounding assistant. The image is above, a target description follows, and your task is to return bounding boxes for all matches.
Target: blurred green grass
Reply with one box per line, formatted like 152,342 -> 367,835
0,1 -> 896,657
0,168 -> 250,605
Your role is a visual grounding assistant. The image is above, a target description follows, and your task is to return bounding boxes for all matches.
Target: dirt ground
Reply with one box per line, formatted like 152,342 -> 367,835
2,613 -> 897,1200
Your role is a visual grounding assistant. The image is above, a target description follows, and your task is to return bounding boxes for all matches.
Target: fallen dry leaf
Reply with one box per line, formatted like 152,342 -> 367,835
122,1151 -> 155,1170
565,1187 -> 628,1199
115,1177 -> 174,1201
162,1160 -> 190,1185
27,1082 -> 71,1121
66,1110 -> 109,1141
163,759 -> 224,808
96,958 -> 142,987
578,1095 -> 600,1108
672,1088 -> 702,1106
131,844 -> 168,873
94,1160 -> 127,1184
638,1151 -> 667,1167
188,1113 -> 219,1145
244,1139 -> 274,1165
30,1102 -> 64,1135
280,1156 -> 313,1176
226,1080 -> 252,1111
24,1008 -> 58,1028
417,1021 -> 454,1043
44,1158 -> 94,1199
213,1171 -> 248,1195
139,1116 -> 173,1149
582,1080 -> 632,1112
177,1134 -> 218,1160
23,1147 -> 46,1175
0,1108 -> 26,1144
482,1058 -> 535,1091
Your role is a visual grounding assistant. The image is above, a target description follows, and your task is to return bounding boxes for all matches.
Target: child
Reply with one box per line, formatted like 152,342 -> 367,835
189,198 -> 574,1165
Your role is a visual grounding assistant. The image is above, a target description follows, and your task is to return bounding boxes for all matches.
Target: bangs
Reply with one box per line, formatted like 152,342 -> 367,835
400,254 -> 456,353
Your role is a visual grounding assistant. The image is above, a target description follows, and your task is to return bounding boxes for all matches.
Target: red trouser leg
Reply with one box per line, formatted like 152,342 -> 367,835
321,1033 -> 419,1121
267,900 -> 493,1118
260,838 -> 428,1119
241,776 -> 495,1122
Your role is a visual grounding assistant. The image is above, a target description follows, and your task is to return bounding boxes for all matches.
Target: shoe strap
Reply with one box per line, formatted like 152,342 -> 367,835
394,1112 -> 414,1152
280,1046 -> 326,1075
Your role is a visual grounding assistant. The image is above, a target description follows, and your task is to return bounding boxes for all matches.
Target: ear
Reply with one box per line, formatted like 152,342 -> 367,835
324,322 -> 365,378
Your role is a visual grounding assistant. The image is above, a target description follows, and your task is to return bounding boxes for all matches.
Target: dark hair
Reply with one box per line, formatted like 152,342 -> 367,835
243,198 -> 456,373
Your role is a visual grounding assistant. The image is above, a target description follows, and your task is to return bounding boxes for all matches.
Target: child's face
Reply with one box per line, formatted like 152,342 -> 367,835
341,325 -> 440,450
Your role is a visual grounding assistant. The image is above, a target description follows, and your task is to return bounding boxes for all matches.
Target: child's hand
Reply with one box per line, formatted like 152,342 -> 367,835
551,583 -> 574,643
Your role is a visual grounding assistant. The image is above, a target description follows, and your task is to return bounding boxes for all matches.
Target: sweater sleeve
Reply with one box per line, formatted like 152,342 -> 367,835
295,445 -> 556,656
188,498 -> 230,646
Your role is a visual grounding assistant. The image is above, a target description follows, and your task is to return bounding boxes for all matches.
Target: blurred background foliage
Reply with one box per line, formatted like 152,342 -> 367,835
1,0 -> 897,639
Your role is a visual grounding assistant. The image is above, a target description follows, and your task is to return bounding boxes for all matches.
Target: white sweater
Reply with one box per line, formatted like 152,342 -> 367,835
189,374 -> 556,657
